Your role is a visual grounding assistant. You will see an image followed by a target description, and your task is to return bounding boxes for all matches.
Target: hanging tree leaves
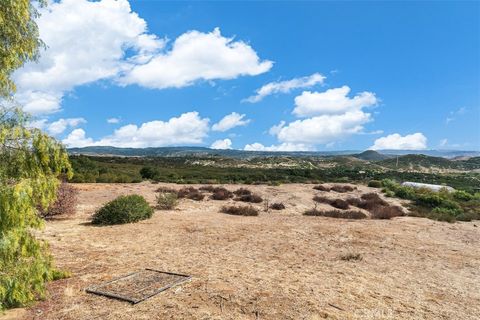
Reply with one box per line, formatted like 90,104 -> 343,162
0,0 -> 73,310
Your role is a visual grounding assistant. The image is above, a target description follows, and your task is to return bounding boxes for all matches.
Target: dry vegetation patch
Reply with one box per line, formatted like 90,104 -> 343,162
221,205 -> 259,216
304,208 -> 366,219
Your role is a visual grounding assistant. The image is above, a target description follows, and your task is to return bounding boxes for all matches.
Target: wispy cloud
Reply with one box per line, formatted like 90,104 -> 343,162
243,73 -> 325,103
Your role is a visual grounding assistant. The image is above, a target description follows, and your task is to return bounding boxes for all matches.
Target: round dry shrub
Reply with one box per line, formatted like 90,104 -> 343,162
156,192 -> 178,210
270,202 -> 286,210
330,199 -> 350,210
234,193 -> 263,203
210,188 -> 233,200
221,205 -> 259,216
39,182 -> 78,219
313,184 -> 330,192
368,180 -> 382,188
233,188 -> 252,196
92,195 -> 153,225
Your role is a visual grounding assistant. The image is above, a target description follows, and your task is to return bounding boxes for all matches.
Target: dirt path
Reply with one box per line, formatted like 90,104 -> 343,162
13,182 -> 480,319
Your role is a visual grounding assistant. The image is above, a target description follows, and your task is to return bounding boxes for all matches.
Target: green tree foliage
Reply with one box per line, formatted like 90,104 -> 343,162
0,0 -> 46,97
0,107 -> 72,309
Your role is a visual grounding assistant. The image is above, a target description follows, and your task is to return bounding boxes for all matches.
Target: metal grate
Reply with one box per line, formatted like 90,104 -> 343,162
86,269 -> 191,304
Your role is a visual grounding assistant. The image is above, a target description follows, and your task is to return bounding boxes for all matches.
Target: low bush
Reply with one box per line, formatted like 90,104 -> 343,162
357,193 -> 388,210
304,208 -> 366,219
233,188 -> 252,196
340,253 -> 363,261
330,199 -> 350,210
313,195 -> 331,204
92,195 -> 153,225
393,186 -> 417,200
370,205 -> 404,219
156,191 -> 178,210
429,207 -> 459,223
221,205 -> 259,216
453,190 -> 474,202
455,211 -> 479,222
177,187 -> 204,201
210,187 -> 233,200
313,184 -> 330,192
368,180 -> 382,188
38,182 -> 78,219
234,193 -> 263,203
346,197 -> 362,207
199,185 -> 216,192
415,194 -> 459,210
330,185 -> 356,193
156,186 -> 177,194
270,202 -> 286,210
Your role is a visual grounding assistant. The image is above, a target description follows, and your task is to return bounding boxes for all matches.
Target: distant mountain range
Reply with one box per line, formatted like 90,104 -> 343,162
67,146 -> 480,159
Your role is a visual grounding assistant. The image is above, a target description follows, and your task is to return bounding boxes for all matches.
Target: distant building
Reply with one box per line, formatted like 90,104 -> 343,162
401,182 -> 455,192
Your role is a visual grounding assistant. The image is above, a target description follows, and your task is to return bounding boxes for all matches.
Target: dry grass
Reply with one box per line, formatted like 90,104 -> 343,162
19,182 -> 480,320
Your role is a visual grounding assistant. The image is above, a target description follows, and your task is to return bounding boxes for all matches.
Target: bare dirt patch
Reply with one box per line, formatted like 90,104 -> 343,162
13,182 -> 480,319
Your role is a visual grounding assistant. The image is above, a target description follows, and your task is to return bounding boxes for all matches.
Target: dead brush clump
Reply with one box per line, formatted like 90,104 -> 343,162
304,208 -> 366,219
313,184 -> 330,192
221,205 -> 259,216
39,182 -> 78,219
269,202 -> 286,210
330,185 -> 356,193
233,188 -> 252,196
210,187 -> 233,200
156,186 -> 177,194
234,193 -> 263,203
348,193 -> 405,219
370,205 -> 404,219
357,193 -> 388,210
199,185 -> 216,192
177,187 -> 205,201
340,252 -> 363,261
313,196 -> 349,209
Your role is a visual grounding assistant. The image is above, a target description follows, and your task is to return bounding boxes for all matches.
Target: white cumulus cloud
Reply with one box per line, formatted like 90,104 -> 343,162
212,112 -> 250,132
293,86 -> 377,117
28,117 -> 86,135
262,86 -> 378,148
119,28 -> 272,89
370,133 -> 427,150
62,129 -> 94,148
210,139 -> 232,149
107,117 -> 120,124
14,0 -> 271,114
62,112 -> 209,148
243,73 -> 325,103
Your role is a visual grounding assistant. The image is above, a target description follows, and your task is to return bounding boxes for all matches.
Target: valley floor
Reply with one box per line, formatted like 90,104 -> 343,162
11,183 -> 480,319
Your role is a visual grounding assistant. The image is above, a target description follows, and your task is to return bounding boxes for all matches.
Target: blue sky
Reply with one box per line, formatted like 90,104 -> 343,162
16,0 -> 479,151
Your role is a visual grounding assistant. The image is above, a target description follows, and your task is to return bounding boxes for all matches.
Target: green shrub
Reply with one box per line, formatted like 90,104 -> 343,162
453,190 -> 474,202
415,194 -> 459,210
384,190 -> 395,197
92,195 -> 153,225
394,186 -> 417,200
368,180 -> 382,188
156,192 -> 178,210
429,207 -> 459,223
455,212 -> 479,222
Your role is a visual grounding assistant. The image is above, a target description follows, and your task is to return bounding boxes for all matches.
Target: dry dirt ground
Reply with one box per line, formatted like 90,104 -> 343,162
6,182 -> 480,319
